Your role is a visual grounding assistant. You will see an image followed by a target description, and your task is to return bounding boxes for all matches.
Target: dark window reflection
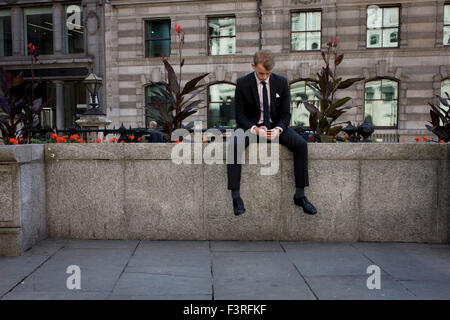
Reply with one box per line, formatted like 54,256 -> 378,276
24,7 -> 53,55
0,9 -> 12,56
146,20 -> 171,58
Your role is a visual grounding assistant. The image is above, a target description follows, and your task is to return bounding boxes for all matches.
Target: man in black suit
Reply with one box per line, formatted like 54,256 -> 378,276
227,49 -> 317,216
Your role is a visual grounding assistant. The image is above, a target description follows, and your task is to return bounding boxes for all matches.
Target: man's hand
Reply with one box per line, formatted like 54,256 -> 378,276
253,126 -> 268,138
266,128 -> 281,140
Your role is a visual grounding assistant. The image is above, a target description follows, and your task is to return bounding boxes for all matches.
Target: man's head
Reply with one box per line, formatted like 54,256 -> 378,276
252,50 -> 275,82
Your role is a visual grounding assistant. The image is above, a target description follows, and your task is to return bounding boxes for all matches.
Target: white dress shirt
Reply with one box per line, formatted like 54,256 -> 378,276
251,72 -> 283,134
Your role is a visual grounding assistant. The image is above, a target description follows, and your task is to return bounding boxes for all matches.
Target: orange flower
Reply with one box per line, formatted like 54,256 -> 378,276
103,136 -> 107,140
120,140 -> 125,143
129,135 -> 135,140
51,133 -> 58,139
440,140 -> 445,143
175,141 -> 181,143
401,141 -> 406,143
423,136 -> 429,141
97,139 -> 101,143
77,139 -> 83,143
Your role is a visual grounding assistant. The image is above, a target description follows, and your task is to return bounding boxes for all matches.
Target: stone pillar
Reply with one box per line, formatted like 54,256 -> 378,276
75,114 -> 112,142
11,7 -> 24,56
53,3 -> 64,54
54,80 -> 64,130
0,145 -> 46,257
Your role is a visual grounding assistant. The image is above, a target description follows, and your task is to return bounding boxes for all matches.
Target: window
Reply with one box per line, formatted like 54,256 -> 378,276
440,79 -> 450,125
291,11 -> 321,51
207,83 -> 236,128
366,6 -> 399,48
24,7 -> 53,55
208,16 -> 235,55
145,20 -> 171,58
65,4 -> 84,54
289,80 -> 319,127
145,83 -> 170,128
364,79 -> 398,128
444,4 -> 450,45
0,9 -> 12,56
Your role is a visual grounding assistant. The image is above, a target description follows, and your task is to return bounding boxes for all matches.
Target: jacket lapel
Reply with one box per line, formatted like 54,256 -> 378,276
269,74 -> 277,119
249,73 -> 260,112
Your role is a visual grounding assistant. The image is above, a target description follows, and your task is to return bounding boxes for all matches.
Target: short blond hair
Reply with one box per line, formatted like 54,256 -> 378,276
253,50 -> 275,70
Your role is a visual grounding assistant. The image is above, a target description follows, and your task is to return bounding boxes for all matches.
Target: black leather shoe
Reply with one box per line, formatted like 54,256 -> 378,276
232,196 -> 246,216
294,196 -> 317,215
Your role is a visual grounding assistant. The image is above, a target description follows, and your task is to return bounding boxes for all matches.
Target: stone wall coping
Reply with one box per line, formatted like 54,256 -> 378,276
41,143 -> 450,161
0,145 -> 44,163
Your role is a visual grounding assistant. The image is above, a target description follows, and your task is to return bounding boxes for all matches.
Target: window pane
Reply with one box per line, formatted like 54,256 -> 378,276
290,81 -> 318,127
291,12 -> 306,32
291,33 -> 306,51
381,80 -> 398,100
365,81 -> 382,100
0,9 -> 12,56
147,39 -> 170,57
66,5 -> 84,54
444,26 -> 450,46
367,29 -> 382,48
383,7 -> 399,28
441,79 -> 450,119
306,32 -> 321,50
147,20 -> 170,40
306,12 -> 321,31
367,6 -> 382,29
365,100 -> 397,127
209,37 -> 235,55
24,7 -> 53,55
208,17 -> 235,37
208,83 -> 236,128
445,5 -> 450,25
382,28 -> 398,47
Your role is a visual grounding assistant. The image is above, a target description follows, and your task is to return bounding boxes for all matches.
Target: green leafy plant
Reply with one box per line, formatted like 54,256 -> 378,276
146,24 -> 209,140
301,37 -> 363,140
426,93 -> 449,142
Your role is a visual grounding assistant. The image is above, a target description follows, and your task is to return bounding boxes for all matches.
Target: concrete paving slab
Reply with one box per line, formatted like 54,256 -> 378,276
111,272 -> 212,296
351,242 -> 450,281
398,280 -> 450,300
136,240 -> 210,252
210,241 -> 283,252
1,291 -> 110,300
280,242 -> 377,276
64,239 -> 139,249
304,275 -> 418,300
212,252 -> 316,300
107,294 -> 211,300
22,239 -> 67,256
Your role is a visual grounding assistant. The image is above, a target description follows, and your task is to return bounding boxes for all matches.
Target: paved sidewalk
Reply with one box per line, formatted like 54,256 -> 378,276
0,239 -> 449,300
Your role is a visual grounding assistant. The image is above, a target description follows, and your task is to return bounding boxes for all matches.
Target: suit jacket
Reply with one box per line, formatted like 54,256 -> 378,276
234,72 -> 291,132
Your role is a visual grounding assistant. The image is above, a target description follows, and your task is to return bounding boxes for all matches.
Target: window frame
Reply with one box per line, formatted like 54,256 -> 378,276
290,9 -> 322,53
23,5 -> 54,55
363,77 -> 400,129
206,81 -> 236,128
0,8 -> 12,57
207,15 -> 236,56
144,18 -> 171,58
444,3 -> 450,46
365,4 -> 401,50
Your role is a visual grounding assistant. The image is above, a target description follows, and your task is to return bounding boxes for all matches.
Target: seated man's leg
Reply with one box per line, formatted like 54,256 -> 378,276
279,128 -> 316,215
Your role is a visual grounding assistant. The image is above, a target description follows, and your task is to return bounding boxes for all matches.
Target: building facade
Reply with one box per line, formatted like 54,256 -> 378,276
104,0 -> 450,142
0,0 -> 105,130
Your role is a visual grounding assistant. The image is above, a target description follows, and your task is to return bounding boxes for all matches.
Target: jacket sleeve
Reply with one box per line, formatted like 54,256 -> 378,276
273,77 -> 291,132
234,79 -> 255,131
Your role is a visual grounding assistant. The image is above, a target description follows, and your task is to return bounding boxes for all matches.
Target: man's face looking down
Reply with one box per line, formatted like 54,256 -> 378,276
252,63 -> 272,82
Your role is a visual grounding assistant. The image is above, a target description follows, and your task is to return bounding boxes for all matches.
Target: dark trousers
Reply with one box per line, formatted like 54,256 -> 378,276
227,126 -> 310,190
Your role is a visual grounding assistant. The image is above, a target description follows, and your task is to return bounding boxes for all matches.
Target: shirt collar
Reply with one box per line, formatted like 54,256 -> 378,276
254,72 -> 270,85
